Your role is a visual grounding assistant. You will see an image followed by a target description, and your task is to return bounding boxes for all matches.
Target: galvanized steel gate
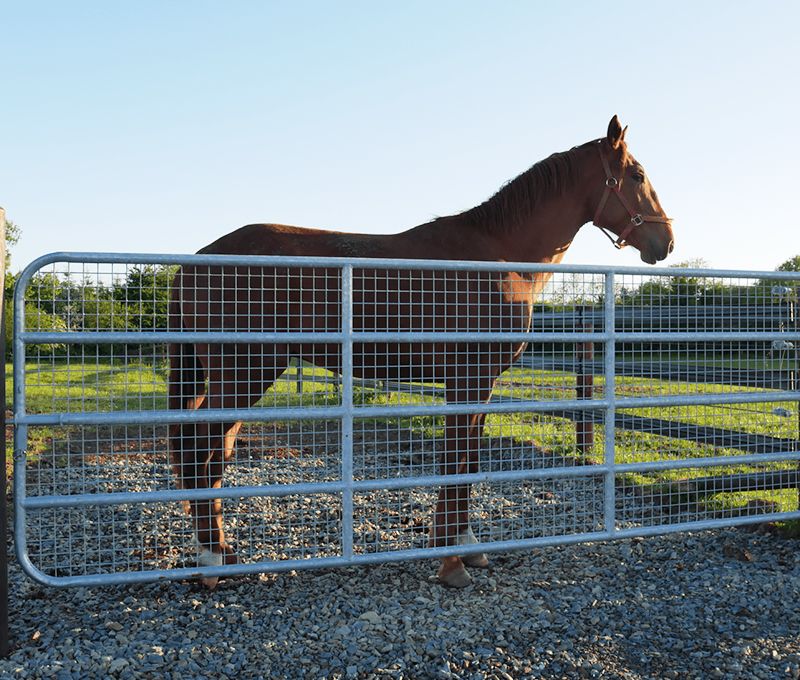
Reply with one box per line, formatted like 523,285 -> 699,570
13,253 -> 800,587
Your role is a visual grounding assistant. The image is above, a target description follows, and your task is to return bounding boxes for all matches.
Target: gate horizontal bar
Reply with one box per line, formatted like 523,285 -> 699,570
19,330 -> 608,345
21,464 -> 611,509
612,509 -> 800,538
21,448 -> 800,510
21,250 -> 800,279
17,398 -> 605,426
17,530 -> 611,588
19,330 -> 800,345
17,390 -> 799,426
615,450 -> 800,473
20,506 -> 800,588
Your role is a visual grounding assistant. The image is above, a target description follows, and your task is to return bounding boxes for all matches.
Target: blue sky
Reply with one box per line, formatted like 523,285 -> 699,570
2,1 -> 798,273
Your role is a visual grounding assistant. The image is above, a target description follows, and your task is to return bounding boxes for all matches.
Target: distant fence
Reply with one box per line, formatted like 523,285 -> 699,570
287,299 -> 799,456
12,253 -> 800,589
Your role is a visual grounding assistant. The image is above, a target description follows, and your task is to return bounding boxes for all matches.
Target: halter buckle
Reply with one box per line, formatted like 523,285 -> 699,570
605,177 -> 618,188
631,214 -> 644,226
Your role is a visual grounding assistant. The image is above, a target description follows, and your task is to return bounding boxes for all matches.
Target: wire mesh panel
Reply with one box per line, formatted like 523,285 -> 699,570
612,270 -> 800,532
13,254 -> 800,587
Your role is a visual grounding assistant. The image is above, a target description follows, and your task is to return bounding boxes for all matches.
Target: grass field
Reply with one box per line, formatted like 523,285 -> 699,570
8,357 -> 800,522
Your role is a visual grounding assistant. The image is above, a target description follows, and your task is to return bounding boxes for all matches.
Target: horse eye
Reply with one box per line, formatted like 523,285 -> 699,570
632,171 -> 645,183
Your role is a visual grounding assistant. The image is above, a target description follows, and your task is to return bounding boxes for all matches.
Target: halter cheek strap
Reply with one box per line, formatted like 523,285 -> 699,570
592,142 -> 672,249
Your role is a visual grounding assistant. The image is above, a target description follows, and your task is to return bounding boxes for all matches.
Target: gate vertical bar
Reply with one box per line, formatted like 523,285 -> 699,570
792,295 -> 800,514
603,272 -> 617,536
340,264 -> 354,559
11,248 -> 28,593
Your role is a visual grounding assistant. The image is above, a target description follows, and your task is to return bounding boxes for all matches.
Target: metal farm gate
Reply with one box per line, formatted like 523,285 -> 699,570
12,253 -> 800,587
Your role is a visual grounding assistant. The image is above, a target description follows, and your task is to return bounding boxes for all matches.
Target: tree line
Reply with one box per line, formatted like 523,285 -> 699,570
5,265 -> 175,359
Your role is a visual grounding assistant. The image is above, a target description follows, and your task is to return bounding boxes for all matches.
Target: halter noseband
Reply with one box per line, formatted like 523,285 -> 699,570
592,141 -> 672,249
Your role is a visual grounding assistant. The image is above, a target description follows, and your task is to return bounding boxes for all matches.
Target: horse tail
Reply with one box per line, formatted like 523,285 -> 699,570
167,294 -> 206,412
167,279 -> 206,490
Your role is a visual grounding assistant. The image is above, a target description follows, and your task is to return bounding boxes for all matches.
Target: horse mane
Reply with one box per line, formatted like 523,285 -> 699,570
458,139 -> 604,234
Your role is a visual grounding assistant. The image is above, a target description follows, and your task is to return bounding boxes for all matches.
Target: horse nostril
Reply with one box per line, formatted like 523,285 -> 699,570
667,240 -> 674,254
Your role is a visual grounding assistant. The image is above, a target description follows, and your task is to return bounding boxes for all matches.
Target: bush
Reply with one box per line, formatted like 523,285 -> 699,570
4,300 -> 68,359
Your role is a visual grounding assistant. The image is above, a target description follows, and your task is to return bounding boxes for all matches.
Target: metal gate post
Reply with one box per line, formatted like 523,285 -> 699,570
341,264 -> 354,560
603,272 -> 617,537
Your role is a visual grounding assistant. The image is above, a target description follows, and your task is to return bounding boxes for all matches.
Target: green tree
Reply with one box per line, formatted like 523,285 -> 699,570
75,285 -> 130,333
776,255 -> 800,272
113,265 -> 176,331
4,302 -> 68,358
666,259 -> 711,307
755,255 -> 800,299
771,255 -> 800,307
3,223 -> 74,358
24,272 -> 82,320
17,272 -> 127,356
3,216 -> 21,357
4,219 -> 20,269
3,218 -> 21,303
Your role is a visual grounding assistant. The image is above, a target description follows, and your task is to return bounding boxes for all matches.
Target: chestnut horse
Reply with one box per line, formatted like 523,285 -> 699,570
168,116 -> 673,588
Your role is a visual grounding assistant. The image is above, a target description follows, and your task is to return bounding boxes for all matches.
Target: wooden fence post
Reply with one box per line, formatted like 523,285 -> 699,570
575,305 -> 595,457
0,206 -> 9,657
294,357 -> 304,394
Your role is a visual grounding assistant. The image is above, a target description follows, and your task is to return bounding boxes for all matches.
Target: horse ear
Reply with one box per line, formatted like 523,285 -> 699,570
607,115 -> 625,149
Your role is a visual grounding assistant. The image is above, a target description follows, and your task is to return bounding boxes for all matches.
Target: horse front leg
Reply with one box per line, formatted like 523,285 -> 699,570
431,411 -> 484,587
185,355 -> 285,588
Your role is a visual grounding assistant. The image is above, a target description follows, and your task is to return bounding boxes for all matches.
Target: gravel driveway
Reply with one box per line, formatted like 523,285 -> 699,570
6,419 -> 799,678
1,525 -> 798,679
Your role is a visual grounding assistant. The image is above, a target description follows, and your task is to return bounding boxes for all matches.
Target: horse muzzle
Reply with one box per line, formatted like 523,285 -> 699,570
640,233 -> 674,264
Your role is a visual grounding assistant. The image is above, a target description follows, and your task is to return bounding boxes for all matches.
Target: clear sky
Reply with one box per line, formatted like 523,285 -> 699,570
2,1 -> 798,273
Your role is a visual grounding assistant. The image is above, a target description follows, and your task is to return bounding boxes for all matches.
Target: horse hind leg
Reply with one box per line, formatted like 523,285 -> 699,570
189,358 -> 287,588
431,411 -> 482,588
460,412 -> 490,570
167,341 -> 207,518
432,381 -> 495,587
193,419 -> 243,576
433,480 -> 482,587
189,434 -> 238,589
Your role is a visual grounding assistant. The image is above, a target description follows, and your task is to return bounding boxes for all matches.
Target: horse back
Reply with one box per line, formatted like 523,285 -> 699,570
176,223 -> 536,381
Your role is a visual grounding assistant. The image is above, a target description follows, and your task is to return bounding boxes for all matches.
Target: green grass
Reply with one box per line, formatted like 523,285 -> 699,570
7,358 -> 800,519
491,366 -> 799,516
615,352 -> 796,371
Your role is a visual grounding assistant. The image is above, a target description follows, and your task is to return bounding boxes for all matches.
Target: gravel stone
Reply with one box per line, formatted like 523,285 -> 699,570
4,430 -> 799,679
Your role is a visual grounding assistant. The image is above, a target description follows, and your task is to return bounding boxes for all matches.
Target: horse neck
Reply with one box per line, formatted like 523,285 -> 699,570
466,147 -> 601,263
504,195 -> 589,263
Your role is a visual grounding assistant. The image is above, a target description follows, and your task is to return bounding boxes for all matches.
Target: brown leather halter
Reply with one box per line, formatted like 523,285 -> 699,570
592,141 -> 672,249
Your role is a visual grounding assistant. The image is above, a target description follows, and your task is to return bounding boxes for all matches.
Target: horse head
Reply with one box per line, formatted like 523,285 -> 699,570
592,115 -> 674,264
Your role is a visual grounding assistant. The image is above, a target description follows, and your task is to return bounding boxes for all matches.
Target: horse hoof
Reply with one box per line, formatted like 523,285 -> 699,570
456,527 -> 488,569
435,558 -> 472,588
221,545 -> 239,565
201,576 -> 219,590
194,542 -> 239,589
462,552 -> 490,569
